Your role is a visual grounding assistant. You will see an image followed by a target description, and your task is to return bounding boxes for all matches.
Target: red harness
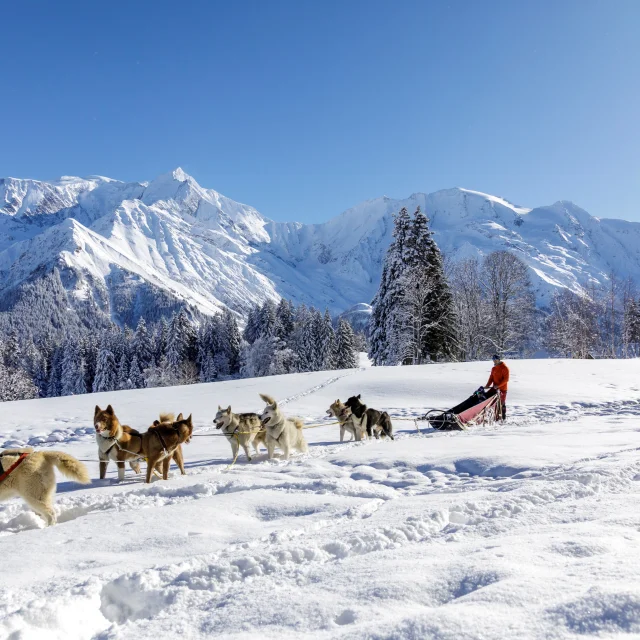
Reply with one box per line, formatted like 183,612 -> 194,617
0,452 -> 30,484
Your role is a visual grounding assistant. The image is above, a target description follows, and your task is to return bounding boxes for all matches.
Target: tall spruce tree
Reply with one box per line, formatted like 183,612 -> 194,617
404,207 -> 458,362
243,305 -> 261,344
92,348 -> 117,393
133,317 -> 155,370
222,309 -> 241,375
116,353 -> 130,390
276,299 -> 295,340
317,309 -> 337,370
369,207 -> 412,365
335,319 -> 359,369
128,355 -> 145,389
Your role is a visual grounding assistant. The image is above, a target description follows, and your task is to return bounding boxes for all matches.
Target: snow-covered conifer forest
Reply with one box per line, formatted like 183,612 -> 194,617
2,174 -> 640,401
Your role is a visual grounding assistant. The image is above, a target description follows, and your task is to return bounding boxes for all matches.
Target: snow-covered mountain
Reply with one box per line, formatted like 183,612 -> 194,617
2,168 -> 640,324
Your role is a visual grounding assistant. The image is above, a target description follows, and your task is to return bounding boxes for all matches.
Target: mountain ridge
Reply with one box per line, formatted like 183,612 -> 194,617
2,169 -> 640,326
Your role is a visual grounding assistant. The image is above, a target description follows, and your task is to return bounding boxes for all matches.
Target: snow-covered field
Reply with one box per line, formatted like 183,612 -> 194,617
2,359 -> 640,639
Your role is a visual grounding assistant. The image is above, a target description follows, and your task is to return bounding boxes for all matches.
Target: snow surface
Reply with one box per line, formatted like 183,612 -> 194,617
2,359 -> 640,639
3,171 -> 640,318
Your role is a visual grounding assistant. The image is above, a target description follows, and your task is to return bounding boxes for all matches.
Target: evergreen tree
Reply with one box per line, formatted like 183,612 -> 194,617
128,355 -> 145,389
221,309 -> 242,374
369,207 -> 412,365
402,207 -> 458,362
335,319 -> 359,369
47,346 -> 63,397
166,310 -> 197,370
317,309 -> 337,370
258,300 -> 280,339
93,348 -> 117,393
3,329 -> 21,370
243,305 -> 261,344
24,337 -> 48,397
116,353 -> 129,390
307,308 -> 324,370
0,362 -> 38,401
133,317 -> 155,370
276,299 -> 295,340
157,317 -> 170,361
60,342 -> 87,396
199,353 -> 218,382
143,354 -> 174,388
289,304 -> 312,372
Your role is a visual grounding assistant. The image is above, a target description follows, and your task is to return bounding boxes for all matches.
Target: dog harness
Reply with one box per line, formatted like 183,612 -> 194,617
154,429 -> 176,457
0,452 -> 30,485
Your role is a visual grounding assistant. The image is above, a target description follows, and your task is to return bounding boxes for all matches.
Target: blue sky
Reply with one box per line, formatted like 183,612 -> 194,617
2,0 -> 638,222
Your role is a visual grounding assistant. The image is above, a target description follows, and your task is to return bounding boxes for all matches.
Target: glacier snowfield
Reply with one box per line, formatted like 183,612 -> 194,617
3,169 -> 640,317
2,359 -> 640,639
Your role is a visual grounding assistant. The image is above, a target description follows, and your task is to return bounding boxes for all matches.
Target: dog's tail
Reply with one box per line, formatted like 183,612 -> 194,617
294,418 -> 304,430
259,393 -> 276,406
380,412 -> 394,440
158,412 -> 175,423
43,451 -> 91,484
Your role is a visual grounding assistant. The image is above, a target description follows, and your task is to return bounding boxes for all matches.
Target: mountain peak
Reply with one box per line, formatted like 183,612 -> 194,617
172,167 -> 190,182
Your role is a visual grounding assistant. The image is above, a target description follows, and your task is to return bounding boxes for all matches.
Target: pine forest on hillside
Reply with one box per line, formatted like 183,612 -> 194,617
1,207 -> 640,402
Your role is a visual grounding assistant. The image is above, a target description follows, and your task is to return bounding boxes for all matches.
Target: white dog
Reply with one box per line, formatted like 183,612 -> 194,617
0,448 -> 90,525
259,394 -> 308,460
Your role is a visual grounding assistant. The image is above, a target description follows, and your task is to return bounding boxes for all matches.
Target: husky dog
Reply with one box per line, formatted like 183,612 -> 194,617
0,448 -> 90,525
215,406 -> 264,461
327,399 -> 363,442
94,405 -> 144,481
344,395 -> 394,440
141,413 -> 193,483
259,394 -> 308,460
151,413 -> 187,475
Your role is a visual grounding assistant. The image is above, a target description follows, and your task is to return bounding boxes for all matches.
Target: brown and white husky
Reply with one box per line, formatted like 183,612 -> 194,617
94,405 -> 144,481
327,399 -> 364,442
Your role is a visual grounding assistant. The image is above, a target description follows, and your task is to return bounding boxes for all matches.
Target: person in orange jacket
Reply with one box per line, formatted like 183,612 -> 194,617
486,354 -> 509,421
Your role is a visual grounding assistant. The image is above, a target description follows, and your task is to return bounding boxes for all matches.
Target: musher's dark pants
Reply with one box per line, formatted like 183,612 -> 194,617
499,390 -> 507,420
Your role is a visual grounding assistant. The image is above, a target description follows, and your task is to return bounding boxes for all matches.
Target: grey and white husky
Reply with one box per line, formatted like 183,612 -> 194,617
259,394 -> 308,460
214,405 -> 265,461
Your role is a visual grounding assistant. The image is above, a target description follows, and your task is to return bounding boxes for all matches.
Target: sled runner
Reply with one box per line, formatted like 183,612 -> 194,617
419,387 -> 501,431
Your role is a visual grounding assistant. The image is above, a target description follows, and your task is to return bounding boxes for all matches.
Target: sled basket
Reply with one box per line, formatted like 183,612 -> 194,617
421,388 -> 501,431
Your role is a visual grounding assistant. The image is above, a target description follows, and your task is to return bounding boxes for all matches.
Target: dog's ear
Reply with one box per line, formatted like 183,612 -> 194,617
259,393 -> 276,407
357,394 -> 361,400
226,405 -> 231,414
177,413 -> 184,421
218,405 -> 222,410
153,420 -> 160,426
94,405 -> 101,418
186,414 -> 193,425
106,404 -> 114,415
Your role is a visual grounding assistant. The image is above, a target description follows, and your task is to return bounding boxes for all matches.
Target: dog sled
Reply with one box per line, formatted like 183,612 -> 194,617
419,387 -> 502,431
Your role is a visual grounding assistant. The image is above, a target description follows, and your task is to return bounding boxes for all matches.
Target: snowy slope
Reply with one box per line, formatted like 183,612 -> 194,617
1,360 -> 640,638
2,170 -> 640,320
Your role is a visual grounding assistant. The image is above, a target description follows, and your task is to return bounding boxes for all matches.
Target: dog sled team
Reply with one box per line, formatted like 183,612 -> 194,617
0,356 -> 508,525
0,392 -> 394,526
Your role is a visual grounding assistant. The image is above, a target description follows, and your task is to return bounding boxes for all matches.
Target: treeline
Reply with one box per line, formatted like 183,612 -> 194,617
369,206 -> 640,364
0,297 -> 362,402
544,277 -> 640,359
242,300 -> 362,376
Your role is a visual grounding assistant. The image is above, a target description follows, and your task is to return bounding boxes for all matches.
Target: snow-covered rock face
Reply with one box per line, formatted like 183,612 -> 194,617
1,169 -> 639,320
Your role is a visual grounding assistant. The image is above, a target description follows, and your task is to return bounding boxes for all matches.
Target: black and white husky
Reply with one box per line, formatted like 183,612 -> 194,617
343,395 -> 394,440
